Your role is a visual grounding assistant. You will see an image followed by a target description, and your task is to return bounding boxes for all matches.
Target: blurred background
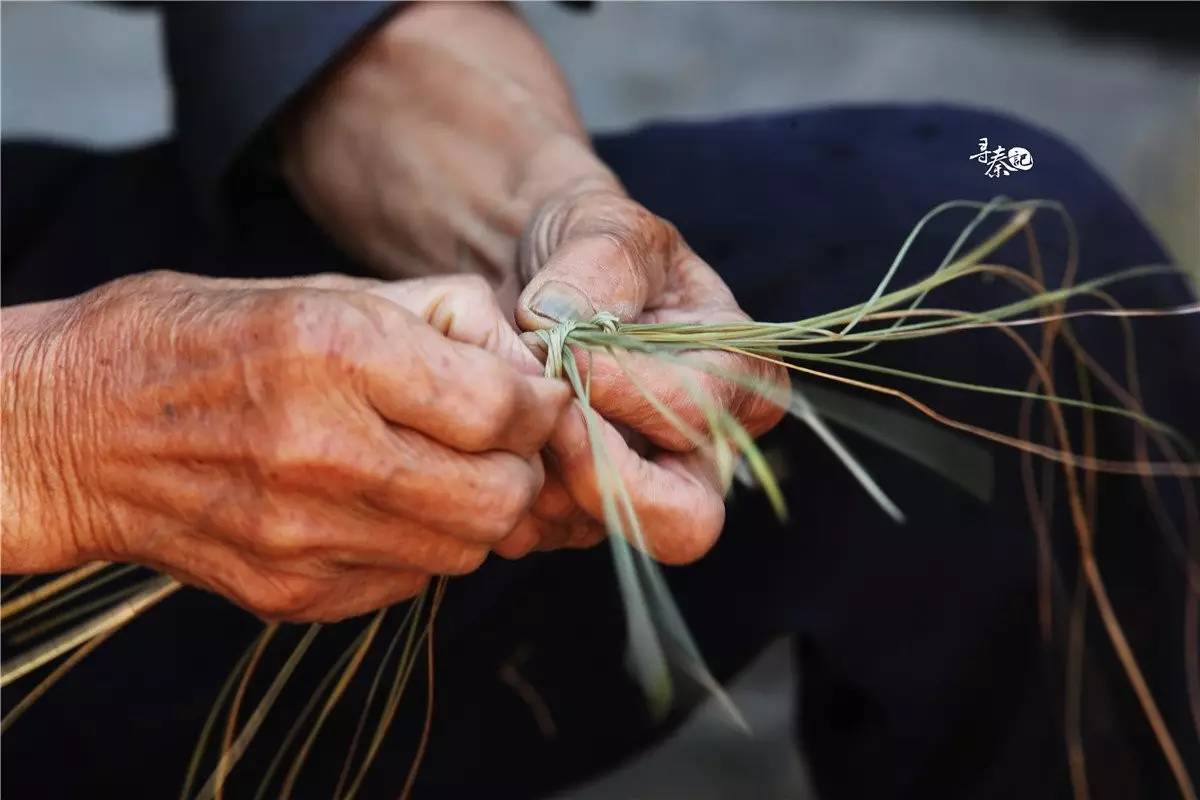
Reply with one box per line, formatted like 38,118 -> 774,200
3,3 -> 1197,797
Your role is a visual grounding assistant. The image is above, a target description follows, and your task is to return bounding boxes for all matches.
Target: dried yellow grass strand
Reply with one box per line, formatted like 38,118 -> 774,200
0,575 -> 179,688
0,561 -> 110,620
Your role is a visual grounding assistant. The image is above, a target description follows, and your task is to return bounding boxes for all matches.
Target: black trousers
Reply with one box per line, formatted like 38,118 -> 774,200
3,105 -> 1197,799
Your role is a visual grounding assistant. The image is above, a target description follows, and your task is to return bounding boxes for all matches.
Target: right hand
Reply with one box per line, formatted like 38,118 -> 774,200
1,272 -> 570,621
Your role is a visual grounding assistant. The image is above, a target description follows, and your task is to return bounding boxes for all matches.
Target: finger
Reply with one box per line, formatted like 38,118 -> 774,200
561,345 -> 789,452
371,430 -> 548,543
260,504 -> 493,576
537,513 -> 607,552
368,274 -> 546,376
122,494 -> 439,622
185,479 -> 496,573
532,470 -> 608,547
494,515 -> 555,559
564,520 -> 607,550
252,272 -> 545,376
516,194 -> 673,329
494,469 -> 602,557
513,218 -> 787,450
174,425 -> 545,547
359,307 -> 571,456
245,280 -> 568,456
494,505 -> 606,559
548,403 -> 727,565
529,468 -> 579,522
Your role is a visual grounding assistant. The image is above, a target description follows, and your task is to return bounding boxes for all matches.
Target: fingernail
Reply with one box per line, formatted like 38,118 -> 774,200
526,281 -> 595,324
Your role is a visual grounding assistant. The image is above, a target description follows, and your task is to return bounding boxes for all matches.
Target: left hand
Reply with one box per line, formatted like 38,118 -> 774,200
278,2 -> 787,562
508,185 -> 788,564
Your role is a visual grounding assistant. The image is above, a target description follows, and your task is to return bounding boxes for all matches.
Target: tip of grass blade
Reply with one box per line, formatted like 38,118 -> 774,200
722,414 -> 789,521
789,391 -> 906,524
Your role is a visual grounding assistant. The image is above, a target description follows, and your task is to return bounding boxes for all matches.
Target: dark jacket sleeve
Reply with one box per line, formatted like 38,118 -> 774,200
163,2 -> 397,217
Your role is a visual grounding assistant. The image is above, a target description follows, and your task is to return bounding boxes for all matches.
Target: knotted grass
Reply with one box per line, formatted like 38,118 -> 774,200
2,197 -> 1198,798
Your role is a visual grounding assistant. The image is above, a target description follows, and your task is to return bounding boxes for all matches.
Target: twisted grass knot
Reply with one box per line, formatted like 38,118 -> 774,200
536,312 -> 621,378
590,311 -> 620,334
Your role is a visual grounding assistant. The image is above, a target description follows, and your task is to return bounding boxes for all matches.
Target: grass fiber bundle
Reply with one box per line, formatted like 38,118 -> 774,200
2,197 -> 1198,799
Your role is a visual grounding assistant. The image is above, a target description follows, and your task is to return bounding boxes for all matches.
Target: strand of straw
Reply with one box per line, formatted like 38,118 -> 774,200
195,624 -> 321,800
0,561 -> 110,620
5,563 -> 140,630
0,575 -> 178,687
332,601 -> 425,799
10,580 -> 146,645
0,624 -> 121,733
252,619 -> 376,800
278,610 -> 386,799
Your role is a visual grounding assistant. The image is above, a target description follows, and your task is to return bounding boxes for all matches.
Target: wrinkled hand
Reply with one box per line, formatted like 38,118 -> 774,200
279,2 -> 597,313
512,186 -> 789,563
2,272 -> 569,620
276,2 -> 787,563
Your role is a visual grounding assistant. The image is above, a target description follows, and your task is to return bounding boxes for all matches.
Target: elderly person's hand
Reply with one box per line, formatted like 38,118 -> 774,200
514,188 -> 788,563
1,272 -> 569,621
280,2 -> 787,563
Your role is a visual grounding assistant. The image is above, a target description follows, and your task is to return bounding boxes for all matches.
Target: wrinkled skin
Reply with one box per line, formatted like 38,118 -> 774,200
2,273 -> 569,620
283,2 -> 787,566
2,2 -> 786,622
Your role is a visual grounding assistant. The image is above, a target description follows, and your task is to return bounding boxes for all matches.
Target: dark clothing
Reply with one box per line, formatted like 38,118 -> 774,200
4,103 -> 1198,800
3,5 -> 1198,798
162,2 -> 395,215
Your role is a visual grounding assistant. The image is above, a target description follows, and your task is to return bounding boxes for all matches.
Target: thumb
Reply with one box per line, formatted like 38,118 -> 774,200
516,194 -> 673,331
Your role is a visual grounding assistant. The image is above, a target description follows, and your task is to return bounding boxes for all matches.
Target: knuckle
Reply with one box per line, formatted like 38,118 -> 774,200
597,203 -> 673,266
265,292 -> 328,353
460,372 -> 520,450
268,421 -> 352,479
570,191 -> 659,238
474,499 -> 523,541
450,273 -> 493,301
498,485 -> 535,530
242,575 -> 320,620
266,290 -> 377,366
251,512 -> 310,559
474,499 -> 524,541
455,419 -> 501,455
473,469 -> 538,541
482,364 -> 521,417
